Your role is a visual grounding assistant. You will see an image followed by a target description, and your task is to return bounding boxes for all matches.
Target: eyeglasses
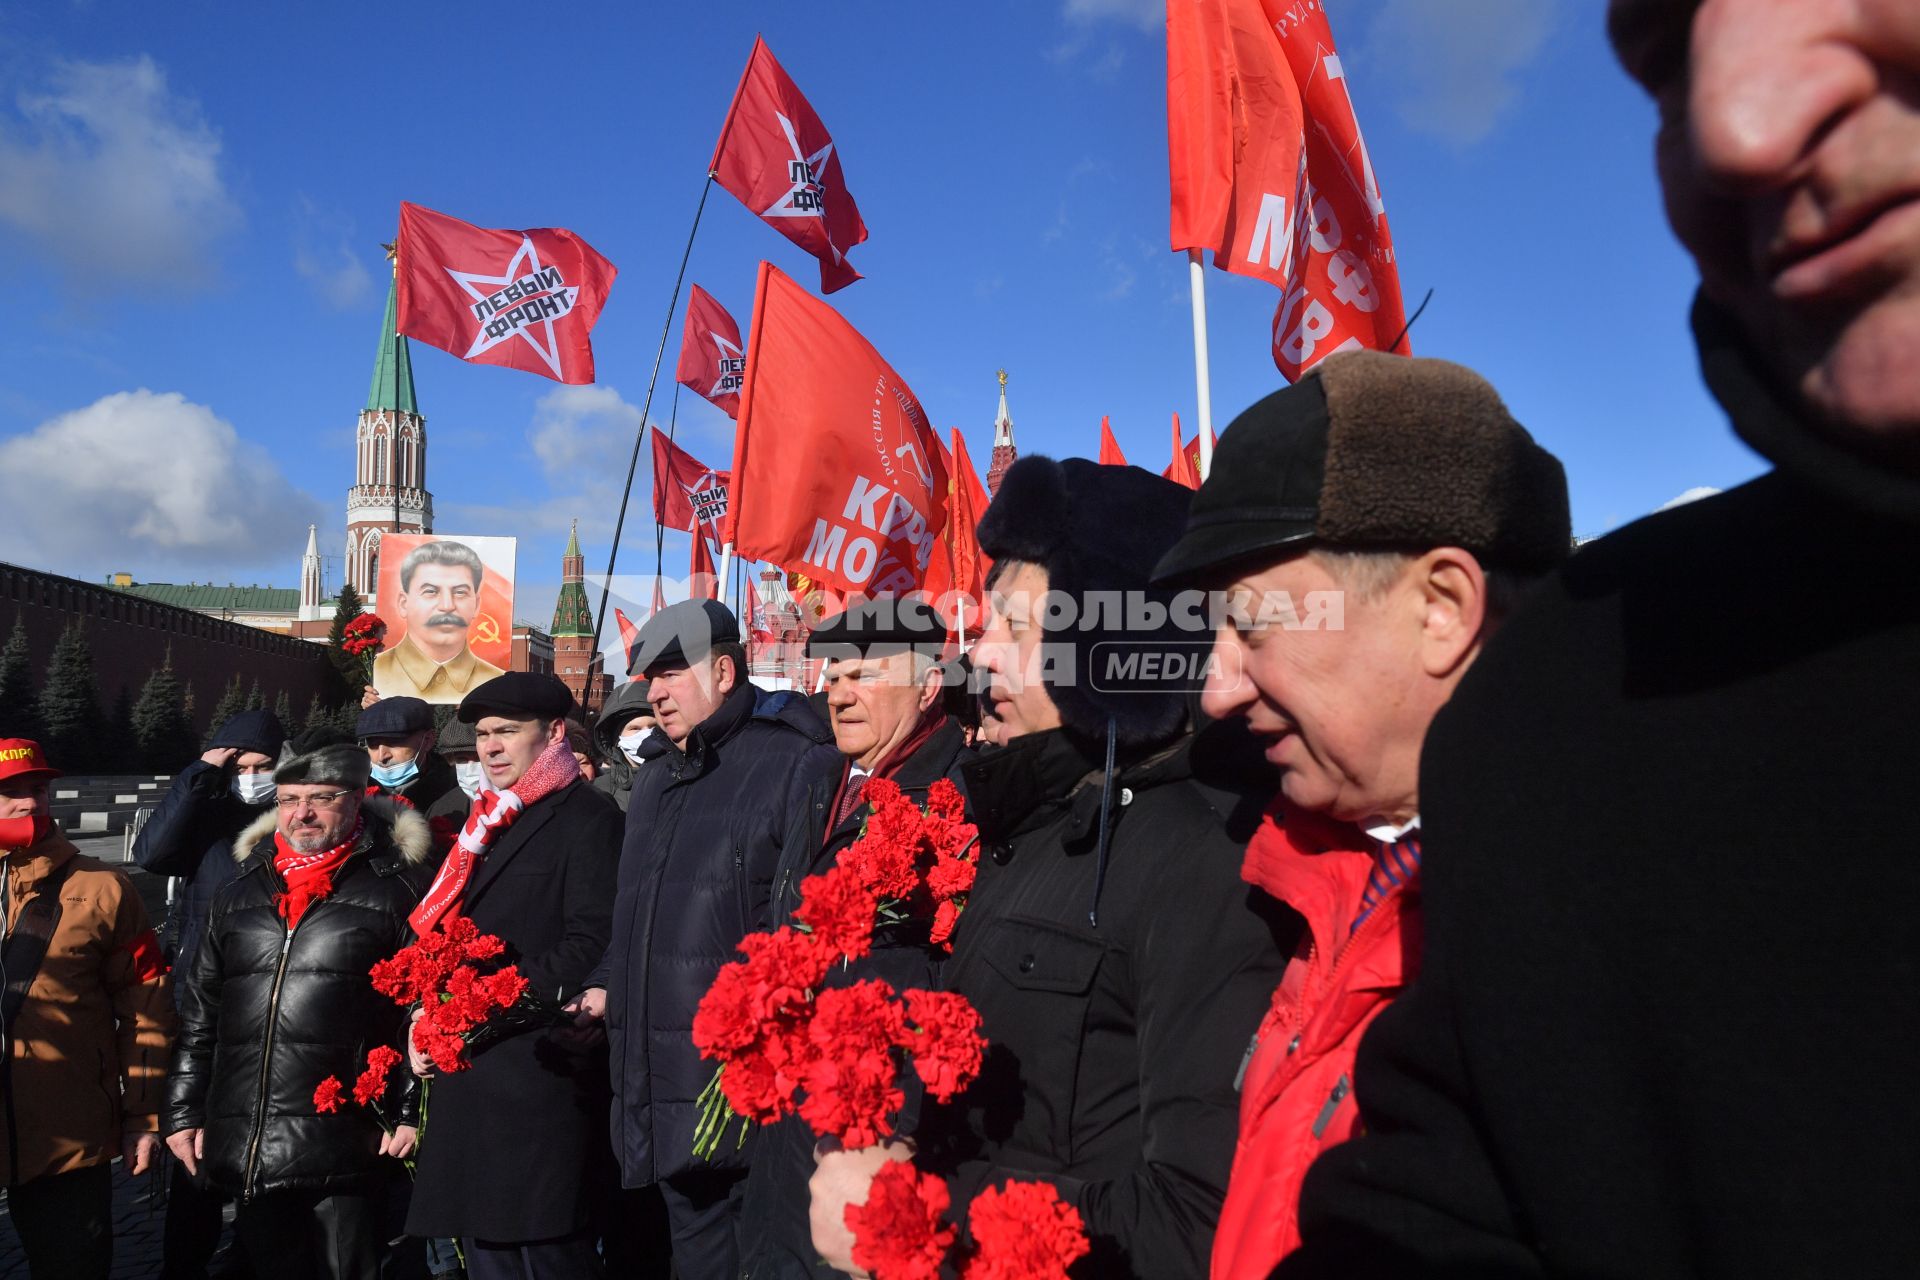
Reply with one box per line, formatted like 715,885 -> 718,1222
275,790 -> 356,809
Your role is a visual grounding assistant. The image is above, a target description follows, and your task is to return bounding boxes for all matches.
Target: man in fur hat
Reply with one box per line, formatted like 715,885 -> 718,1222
165,739 -> 432,1280
808,458 -> 1289,1280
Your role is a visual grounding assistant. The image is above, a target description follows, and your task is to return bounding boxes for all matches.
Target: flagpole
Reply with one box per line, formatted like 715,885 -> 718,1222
1187,249 -> 1216,481
590,171 -> 716,686
652,381 -> 683,585
717,542 -> 735,613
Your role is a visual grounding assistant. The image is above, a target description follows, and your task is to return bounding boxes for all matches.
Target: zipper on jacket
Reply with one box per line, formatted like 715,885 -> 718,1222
242,917 -> 301,1201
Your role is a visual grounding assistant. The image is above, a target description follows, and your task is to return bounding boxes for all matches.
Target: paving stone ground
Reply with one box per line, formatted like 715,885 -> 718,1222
0,838 -> 244,1279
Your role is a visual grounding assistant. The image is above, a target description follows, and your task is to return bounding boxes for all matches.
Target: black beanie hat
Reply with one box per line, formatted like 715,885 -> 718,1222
208,710 -> 287,759
974,456 -> 1197,748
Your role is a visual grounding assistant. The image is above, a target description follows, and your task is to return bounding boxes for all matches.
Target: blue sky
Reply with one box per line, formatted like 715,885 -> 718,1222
0,0 -> 1762,667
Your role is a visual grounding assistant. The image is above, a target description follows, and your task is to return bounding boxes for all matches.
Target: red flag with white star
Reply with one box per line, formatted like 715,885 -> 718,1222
674,285 -> 747,417
395,202 -> 617,385
651,428 -> 730,546
711,36 -> 868,294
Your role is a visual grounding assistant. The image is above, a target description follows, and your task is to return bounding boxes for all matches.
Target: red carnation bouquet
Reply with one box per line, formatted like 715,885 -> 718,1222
690,866 -> 986,1158
839,777 -> 978,950
313,1045 -> 409,1151
369,915 -> 552,1074
845,1164 -> 1091,1280
339,613 -> 388,686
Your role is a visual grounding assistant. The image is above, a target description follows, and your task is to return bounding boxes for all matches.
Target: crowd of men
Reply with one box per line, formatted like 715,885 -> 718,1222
2,3 -> 1916,1277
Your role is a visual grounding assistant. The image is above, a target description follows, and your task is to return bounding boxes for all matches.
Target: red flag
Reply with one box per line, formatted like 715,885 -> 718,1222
745,575 -> 777,645
613,607 -> 641,671
690,532 -> 718,600
651,428 -> 731,546
395,201 -> 617,385
726,262 -> 946,597
1165,414 -> 1202,490
1098,416 -> 1129,467
1166,0 -> 1407,380
712,37 -> 868,294
674,284 -> 747,417
946,427 -> 992,630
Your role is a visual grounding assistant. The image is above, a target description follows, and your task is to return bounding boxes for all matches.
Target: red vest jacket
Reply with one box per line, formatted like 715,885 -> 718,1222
1211,807 -> 1422,1280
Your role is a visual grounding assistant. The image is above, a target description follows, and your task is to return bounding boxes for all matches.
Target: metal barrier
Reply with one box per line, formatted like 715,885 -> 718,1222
122,806 -> 155,864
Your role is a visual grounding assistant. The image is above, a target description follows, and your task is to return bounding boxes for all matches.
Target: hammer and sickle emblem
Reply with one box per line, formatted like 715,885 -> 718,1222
473,614 -> 503,646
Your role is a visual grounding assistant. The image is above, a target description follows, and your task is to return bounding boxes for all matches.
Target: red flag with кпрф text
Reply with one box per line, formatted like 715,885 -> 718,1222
674,285 -> 747,418
726,262 -> 946,598
1167,0 -> 1407,380
396,201 -> 617,385
711,36 -> 868,294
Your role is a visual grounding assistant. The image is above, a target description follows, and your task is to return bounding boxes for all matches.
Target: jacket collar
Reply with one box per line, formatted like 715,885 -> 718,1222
673,681 -> 757,777
2,826 -> 78,895
963,728 -> 1105,845
1696,295 -> 1920,525
885,717 -> 966,791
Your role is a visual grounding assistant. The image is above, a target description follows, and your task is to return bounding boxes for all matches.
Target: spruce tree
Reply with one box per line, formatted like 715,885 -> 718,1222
273,689 -> 294,729
36,621 -> 106,772
302,693 -> 326,734
246,679 -> 264,711
202,674 -> 247,747
0,613 -> 39,741
326,580 -> 368,689
133,656 -> 199,774
106,685 -> 137,773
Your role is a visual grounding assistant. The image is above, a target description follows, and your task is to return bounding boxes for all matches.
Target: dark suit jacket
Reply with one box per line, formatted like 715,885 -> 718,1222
405,778 -> 622,1243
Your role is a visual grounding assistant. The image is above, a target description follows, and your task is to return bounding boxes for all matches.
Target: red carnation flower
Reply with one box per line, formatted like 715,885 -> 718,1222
930,899 -> 962,949
846,1161 -> 954,1280
925,778 -> 965,823
961,1180 -> 1090,1280
794,865 -> 879,962
799,981 -> 908,1146
899,989 -> 985,1104
352,1046 -> 403,1107
313,1076 -> 347,1114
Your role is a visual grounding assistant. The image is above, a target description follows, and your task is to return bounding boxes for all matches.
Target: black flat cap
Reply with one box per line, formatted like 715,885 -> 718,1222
357,696 -> 433,739
457,672 -> 576,723
805,596 -> 947,658
436,718 -> 477,755
629,599 -> 740,675
1152,350 -> 1571,586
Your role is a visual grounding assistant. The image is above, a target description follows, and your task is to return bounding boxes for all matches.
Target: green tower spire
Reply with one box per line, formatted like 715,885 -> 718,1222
366,271 -> 419,415
551,519 -> 593,639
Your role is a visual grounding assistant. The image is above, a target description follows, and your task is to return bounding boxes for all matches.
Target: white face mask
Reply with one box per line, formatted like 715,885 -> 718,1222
230,773 -> 276,806
619,729 -> 653,767
454,760 -> 486,800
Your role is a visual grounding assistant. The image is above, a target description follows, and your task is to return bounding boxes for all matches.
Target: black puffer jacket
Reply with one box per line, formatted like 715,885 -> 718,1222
742,715 -> 976,1280
164,797 -> 432,1201
597,682 -> 841,1187
918,726 -> 1291,1280
132,760 -> 270,997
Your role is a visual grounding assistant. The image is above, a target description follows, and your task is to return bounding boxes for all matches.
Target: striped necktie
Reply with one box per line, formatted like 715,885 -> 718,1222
1351,833 -> 1422,936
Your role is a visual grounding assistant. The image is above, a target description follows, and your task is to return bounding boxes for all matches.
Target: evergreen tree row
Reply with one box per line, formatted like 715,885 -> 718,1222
0,613 -> 365,777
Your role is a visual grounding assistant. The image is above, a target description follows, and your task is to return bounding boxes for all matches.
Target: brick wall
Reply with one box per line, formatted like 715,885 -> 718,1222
1,562 -> 336,733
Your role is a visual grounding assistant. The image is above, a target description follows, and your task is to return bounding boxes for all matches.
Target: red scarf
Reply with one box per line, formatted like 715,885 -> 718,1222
827,712 -> 948,834
271,817 -> 364,929
410,738 -> 580,935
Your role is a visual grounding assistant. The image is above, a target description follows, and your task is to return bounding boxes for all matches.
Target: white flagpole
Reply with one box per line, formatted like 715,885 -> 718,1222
1188,248 -> 1216,481
717,541 -> 735,613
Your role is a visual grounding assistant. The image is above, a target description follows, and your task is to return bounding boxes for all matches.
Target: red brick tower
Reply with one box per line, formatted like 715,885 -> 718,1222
986,368 -> 1017,495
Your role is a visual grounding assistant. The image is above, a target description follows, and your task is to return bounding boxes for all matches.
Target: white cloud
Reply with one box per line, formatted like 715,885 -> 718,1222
1063,0 -> 1160,31
1360,0 -> 1557,145
1659,486 -> 1722,510
0,56 -> 240,293
0,390 -> 324,579
292,196 -> 374,310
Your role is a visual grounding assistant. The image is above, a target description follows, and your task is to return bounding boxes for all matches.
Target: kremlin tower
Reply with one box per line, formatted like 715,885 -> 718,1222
550,520 -> 611,714
345,256 -> 434,594
987,369 -> 1017,494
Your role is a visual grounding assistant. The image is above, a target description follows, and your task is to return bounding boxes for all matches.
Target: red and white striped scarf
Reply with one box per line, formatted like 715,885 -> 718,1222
409,738 -> 580,934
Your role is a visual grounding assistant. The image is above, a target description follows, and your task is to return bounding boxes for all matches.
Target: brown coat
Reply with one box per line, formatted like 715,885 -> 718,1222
2,827 -> 175,1184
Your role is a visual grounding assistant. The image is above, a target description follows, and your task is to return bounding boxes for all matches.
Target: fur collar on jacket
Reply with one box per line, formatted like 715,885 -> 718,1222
232,794 -> 432,867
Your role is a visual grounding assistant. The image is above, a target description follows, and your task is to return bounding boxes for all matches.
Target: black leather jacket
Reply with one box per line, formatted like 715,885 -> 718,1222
164,797 -> 432,1201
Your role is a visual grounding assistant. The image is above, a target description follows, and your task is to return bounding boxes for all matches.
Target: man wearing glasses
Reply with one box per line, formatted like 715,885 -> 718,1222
165,739 -> 432,1280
